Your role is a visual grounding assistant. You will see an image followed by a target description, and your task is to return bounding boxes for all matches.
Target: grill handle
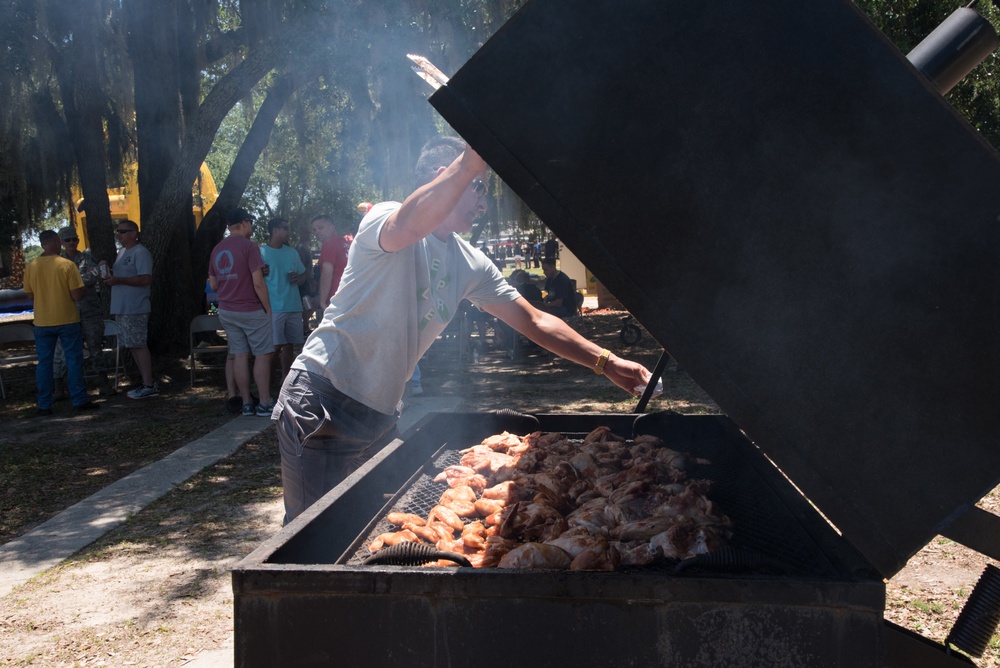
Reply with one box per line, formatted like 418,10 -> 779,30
361,542 -> 472,568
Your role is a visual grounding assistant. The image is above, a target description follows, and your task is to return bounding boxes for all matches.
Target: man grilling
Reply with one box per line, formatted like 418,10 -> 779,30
273,136 -> 652,524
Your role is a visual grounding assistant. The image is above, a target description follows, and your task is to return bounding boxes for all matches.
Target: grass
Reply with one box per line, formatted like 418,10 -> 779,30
911,599 -> 945,615
0,351 -> 237,545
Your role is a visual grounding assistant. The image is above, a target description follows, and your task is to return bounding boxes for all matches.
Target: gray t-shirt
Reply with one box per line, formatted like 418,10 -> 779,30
294,201 -> 519,415
109,244 -> 153,315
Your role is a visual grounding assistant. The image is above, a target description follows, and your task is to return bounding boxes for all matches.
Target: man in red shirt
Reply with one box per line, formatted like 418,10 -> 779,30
310,214 -> 349,311
209,208 -> 274,416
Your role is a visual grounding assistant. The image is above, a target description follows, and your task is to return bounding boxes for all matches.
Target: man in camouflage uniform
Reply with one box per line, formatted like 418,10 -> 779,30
53,226 -> 115,396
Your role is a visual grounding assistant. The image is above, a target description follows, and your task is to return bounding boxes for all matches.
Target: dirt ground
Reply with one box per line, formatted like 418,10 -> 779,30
1,309 -> 998,667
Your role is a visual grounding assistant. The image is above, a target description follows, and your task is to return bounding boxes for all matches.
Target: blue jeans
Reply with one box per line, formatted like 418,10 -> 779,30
35,323 -> 88,408
274,370 -> 399,525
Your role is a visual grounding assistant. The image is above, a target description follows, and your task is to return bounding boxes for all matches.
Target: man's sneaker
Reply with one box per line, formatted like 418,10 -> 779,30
74,401 -> 101,412
242,403 -> 255,416
256,401 -> 276,417
37,407 -> 53,416
127,384 -> 160,400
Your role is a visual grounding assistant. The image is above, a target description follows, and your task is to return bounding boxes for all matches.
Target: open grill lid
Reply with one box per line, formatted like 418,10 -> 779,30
429,0 -> 1000,579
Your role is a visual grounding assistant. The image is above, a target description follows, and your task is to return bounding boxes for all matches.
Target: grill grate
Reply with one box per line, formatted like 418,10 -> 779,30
347,433 -> 842,576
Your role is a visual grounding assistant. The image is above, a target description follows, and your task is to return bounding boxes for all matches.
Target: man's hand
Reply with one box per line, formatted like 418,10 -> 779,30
602,354 -> 653,396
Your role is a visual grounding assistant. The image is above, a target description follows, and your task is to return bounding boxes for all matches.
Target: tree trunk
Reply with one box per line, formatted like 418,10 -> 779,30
55,0 -> 116,265
191,75 -> 299,305
127,1 -> 182,225
142,44 -> 282,350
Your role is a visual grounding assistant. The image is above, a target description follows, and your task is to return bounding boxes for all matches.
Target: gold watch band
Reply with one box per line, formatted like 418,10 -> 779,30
594,348 -> 611,375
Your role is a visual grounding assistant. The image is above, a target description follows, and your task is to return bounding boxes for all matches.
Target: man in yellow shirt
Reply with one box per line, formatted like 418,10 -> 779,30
22,230 -> 100,415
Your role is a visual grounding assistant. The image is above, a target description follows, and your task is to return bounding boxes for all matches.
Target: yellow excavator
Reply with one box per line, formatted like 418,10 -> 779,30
69,163 -> 219,250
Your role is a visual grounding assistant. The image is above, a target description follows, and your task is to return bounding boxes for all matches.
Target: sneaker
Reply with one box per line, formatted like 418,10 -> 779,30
410,383 -> 424,396
74,401 -> 101,412
37,407 -> 53,416
242,403 -> 255,416
127,384 -> 160,400
256,401 -> 276,417
225,396 -> 243,414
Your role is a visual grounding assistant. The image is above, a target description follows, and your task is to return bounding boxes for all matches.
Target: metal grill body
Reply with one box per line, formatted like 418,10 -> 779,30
235,413 -> 886,668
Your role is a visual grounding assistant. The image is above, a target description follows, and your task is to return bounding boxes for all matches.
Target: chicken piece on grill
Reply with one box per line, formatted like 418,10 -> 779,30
439,486 -> 478,517
404,522 -> 443,544
524,430 -> 565,449
498,501 -> 568,542
433,465 -> 477,483
482,431 -> 523,451
544,527 -> 609,559
605,501 -> 646,526
570,542 -> 621,571
427,521 -> 458,541
611,515 -> 679,541
583,426 -> 625,444
449,474 -> 488,493
481,536 -> 521,568
649,521 -> 729,561
655,447 -> 710,476
481,480 -> 520,502
444,500 -> 477,518
369,529 -> 419,552
474,497 -> 506,517
608,480 -> 650,504
460,446 -> 518,475
428,505 -> 465,532
440,485 -> 477,504
386,512 -> 425,528
461,521 -> 488,550
567,450 -> 601,478
614,540 -> 663,567
498,542 -> 573,569
566,498 -> 615,532
482,509 -> 505,527
514,448 -> 546,474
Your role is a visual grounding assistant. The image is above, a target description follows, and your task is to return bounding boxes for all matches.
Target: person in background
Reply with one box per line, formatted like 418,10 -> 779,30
509,269 -> 544,307
106,219 -> 158,399
295,236 -> 317,335
261,218 -> 307,384
51,226 -> 114,397
310,214 -> 349,312
23,230 -> 99,415
541,256 -> 577,317
494,269 -> 545,352
543,231 -> 559,260
272,136 -> 651,524
209,208 -> 274,417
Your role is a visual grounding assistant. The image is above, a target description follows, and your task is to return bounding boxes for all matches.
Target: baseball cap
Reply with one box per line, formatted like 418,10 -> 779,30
57,226 -> 78,240
227,208 -> 253,227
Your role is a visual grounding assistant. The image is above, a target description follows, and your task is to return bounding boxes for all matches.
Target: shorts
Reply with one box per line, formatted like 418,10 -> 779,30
218,308 -> 273,356
115,314 -> 149,348
273,311 -> 305,346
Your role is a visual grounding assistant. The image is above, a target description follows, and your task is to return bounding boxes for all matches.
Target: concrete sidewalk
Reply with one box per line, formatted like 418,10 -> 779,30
0,417 -> 272,599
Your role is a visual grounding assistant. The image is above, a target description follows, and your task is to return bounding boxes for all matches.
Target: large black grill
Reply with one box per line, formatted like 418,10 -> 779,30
233,0 -> 1000,664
